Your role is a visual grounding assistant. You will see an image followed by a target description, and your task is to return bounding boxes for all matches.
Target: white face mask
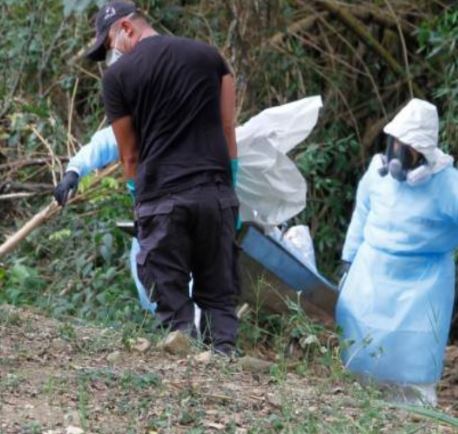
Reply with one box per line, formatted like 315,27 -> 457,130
105,28 -> 127,67
106,48 -> 123,67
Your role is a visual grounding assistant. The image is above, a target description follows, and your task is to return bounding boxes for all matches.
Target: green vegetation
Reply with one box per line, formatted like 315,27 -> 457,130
1,304 -> 457,432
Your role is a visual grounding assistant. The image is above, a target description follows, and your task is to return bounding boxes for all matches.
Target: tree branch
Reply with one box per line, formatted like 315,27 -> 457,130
316,0 -> 424,98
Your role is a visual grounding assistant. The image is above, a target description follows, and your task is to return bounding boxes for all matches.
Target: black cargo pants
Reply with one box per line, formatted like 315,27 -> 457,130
136,182 -> 240,353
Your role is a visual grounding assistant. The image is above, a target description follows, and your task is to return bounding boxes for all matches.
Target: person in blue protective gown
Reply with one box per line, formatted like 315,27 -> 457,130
337,99 -> 458,406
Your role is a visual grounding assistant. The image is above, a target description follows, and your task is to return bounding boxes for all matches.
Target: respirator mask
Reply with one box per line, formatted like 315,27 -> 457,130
378,136 -> 428,184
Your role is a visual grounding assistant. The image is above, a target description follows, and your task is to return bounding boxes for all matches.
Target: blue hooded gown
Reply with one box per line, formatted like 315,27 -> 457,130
337,155 -> 458,384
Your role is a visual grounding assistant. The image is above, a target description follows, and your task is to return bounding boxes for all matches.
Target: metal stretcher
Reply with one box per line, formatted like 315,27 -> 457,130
117,221 -> 338,321
238,224 -> 337,321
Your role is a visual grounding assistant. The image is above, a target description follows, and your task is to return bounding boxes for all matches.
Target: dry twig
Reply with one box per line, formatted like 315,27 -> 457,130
29,125 -> 63,186
0,163 -> 120,258
316,0 -> 424,97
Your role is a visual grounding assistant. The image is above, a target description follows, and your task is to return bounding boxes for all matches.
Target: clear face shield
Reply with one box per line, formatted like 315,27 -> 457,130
378,136 -> 427,182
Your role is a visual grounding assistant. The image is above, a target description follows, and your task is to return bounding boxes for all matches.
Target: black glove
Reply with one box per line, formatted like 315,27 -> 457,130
338,260 -> 351,276
54,171 -> 79,206
338,260 -> 351,291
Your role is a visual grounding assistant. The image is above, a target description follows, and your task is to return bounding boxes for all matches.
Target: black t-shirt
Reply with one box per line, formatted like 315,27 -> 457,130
102,35 -> 232,202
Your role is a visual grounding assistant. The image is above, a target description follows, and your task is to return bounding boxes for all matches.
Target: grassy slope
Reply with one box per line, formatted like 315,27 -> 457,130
0,305 -> 456,434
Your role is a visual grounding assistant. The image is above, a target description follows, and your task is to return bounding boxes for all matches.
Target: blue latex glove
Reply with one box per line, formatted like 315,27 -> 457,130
230,158 -> 239,187
230,159 -> 242,231
126,178 -> 136,199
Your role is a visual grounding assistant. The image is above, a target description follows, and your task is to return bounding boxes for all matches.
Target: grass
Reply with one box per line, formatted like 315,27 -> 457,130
0,302 -> 456,433
77,374 -> 90,431
387,403 -> 458,429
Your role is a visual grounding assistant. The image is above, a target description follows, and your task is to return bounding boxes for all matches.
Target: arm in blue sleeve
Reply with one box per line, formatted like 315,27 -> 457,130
66,127 -> 119,178
342,164 -> 372,262
439,167 -> 458,227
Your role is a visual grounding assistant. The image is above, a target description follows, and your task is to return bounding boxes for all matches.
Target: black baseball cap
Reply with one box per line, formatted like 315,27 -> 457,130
85,1 -> 137,62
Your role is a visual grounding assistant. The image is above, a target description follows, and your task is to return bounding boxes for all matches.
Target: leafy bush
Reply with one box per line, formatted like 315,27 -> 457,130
418,7 -> 458,146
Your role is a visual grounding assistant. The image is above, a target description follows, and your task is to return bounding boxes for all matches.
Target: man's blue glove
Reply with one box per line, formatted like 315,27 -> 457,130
230,159 -> 242,231
54,171 -> 79,206
230,158 -> 239,187
126,179 -> 136,199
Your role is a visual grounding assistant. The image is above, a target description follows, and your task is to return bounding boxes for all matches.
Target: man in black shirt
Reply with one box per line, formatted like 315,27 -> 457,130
86,1 -> 239,354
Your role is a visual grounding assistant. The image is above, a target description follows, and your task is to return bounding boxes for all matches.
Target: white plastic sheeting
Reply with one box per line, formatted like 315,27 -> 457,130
284,225 -> 317,271
235,96 -> 323,226
268,225 -> 317,272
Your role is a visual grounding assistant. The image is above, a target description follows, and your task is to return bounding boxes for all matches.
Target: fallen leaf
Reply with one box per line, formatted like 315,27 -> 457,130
107,351 -> 121,363
157,331 -> 191,356
132,337 -> 151,353
239,356 -> 273,373
194,350 -> 212,364
204,421 -> 225,430
66,426 -> 84,434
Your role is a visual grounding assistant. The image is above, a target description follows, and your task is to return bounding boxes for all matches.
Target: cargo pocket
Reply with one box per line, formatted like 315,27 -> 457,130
136,201 -> 175,267
218,195 -> 239,231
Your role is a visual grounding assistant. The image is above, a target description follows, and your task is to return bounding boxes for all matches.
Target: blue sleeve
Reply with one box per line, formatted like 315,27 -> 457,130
341,158 -> 376,262
438,167 -> 458,226
66,127 -> 119,178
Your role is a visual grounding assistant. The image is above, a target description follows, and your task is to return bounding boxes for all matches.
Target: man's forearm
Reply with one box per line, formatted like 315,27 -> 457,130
220,74 -> 237,159
112,116 -> 139,180
121,154 -> 138,179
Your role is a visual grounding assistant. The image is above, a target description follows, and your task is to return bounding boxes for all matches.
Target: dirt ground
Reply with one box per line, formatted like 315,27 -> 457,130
0,305 -> 457,434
